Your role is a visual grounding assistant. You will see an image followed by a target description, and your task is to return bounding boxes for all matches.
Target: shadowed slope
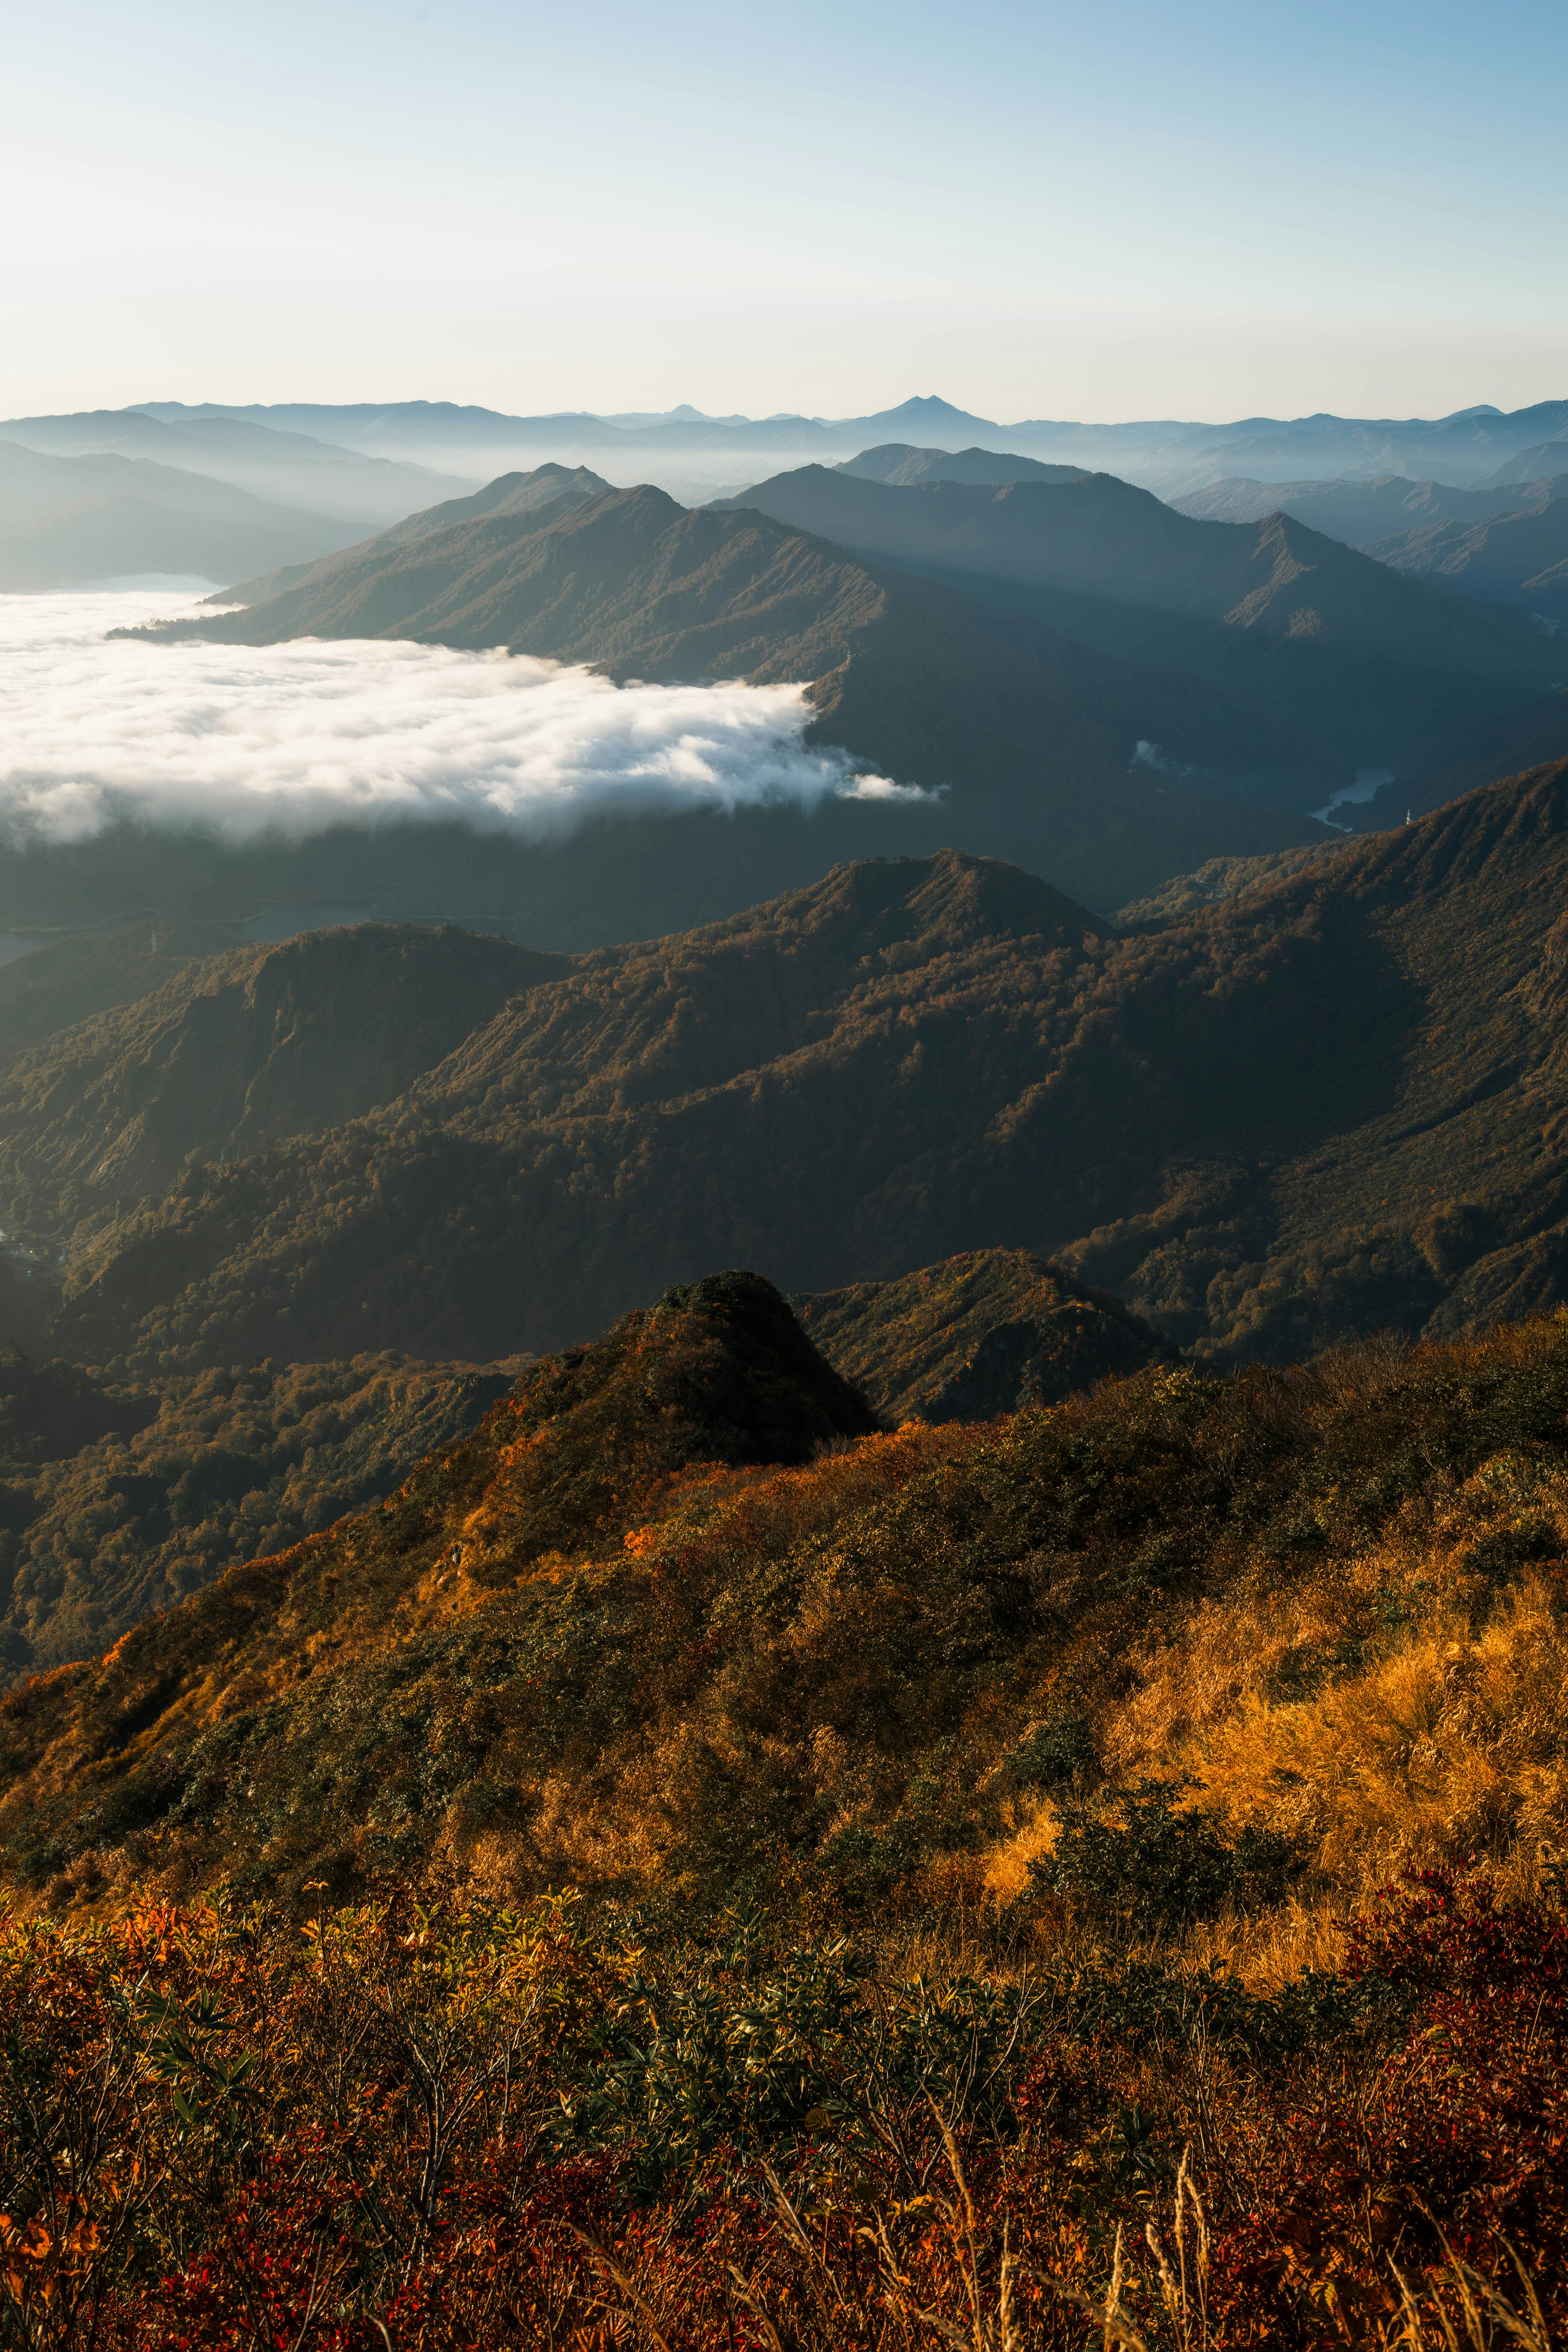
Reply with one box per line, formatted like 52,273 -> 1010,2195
1363,496 -> 1568,621
27,765 -> 1568,1374
719,467 -> 1561,759
0,1348 -> 524,1685
0,923 -> 564,1227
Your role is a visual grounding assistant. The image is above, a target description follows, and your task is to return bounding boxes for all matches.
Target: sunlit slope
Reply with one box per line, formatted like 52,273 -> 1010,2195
6,1276 -> 1567,1942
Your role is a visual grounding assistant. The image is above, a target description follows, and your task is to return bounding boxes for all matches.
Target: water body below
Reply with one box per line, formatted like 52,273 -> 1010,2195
1310,767 -> 1394,831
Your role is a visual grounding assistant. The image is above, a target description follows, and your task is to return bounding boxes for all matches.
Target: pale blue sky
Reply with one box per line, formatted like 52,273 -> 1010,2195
2,0 -> 1564,421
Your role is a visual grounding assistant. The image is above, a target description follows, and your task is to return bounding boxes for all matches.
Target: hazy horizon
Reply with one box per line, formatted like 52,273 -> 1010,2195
4,0 -> 1564,426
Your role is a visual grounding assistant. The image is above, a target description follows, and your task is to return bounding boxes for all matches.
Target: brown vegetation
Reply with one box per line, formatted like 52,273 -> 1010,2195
7,1273 -> 1568,1957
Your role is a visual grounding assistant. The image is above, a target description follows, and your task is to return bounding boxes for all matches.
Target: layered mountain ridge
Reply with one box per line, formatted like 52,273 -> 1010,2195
3,757 -> 1564,1378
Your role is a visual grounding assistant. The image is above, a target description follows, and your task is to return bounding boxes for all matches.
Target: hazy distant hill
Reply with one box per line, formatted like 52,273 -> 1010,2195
22,761 -> 1568,1374
0,439 -> 359,589
0,409 -> 473,527
1362,498 -> 1568,622
836,442 -> 1088,488
1173,470 -> 1563,543
131,392 -> 1568,497
1486,436 -> 1568,486
1177,473 -> 1568,622
718,464 -> 1561,761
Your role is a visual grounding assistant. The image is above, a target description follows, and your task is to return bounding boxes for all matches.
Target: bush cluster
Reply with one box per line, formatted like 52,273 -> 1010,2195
0,1869 -> 1561,2347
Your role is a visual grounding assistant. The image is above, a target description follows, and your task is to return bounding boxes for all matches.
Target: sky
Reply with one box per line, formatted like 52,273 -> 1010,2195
2,0 -> 1565,425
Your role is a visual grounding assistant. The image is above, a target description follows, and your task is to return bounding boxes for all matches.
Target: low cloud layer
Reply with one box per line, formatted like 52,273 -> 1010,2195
0,587 -> 918,846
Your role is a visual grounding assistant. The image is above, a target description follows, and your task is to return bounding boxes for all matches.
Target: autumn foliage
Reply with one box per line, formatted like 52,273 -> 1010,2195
0,1868 -> 1563,2349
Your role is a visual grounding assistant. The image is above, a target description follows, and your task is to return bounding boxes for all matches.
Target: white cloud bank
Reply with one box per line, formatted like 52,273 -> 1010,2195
0,587 -> 922,846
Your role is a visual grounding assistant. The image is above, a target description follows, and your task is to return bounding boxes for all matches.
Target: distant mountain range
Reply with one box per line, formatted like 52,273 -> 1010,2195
0,440 -> 361,590
126,392 -> 1568,498
0,408 -> 474,526
1176,469 -> 1568,624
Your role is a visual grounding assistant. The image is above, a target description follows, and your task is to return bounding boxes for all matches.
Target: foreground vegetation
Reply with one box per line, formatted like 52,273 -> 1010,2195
0,1866 -> 1562,2348
7,1283 -> 1568,2340
7,1287 -> 1568,1937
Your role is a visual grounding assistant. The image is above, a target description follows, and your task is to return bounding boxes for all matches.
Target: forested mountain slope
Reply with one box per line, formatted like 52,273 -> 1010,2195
0,1347 -> 522,1685
795,1247 -> 1176,1421
21,760 -> 1568,1372
0,923 -> 564,1230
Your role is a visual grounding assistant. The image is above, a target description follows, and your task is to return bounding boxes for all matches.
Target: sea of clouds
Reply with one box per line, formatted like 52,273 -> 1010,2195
0,587 -> 921,845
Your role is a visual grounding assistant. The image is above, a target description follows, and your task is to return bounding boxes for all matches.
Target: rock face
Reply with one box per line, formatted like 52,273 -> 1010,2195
797,1248 -> 1177,1423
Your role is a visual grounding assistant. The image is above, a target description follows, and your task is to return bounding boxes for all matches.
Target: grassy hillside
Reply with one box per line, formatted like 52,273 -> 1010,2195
795,1247 -> 1176,1421
5,1277 -> 1566,1943
22,760 -> 1568,1374
4,1281 -> 1568,2340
